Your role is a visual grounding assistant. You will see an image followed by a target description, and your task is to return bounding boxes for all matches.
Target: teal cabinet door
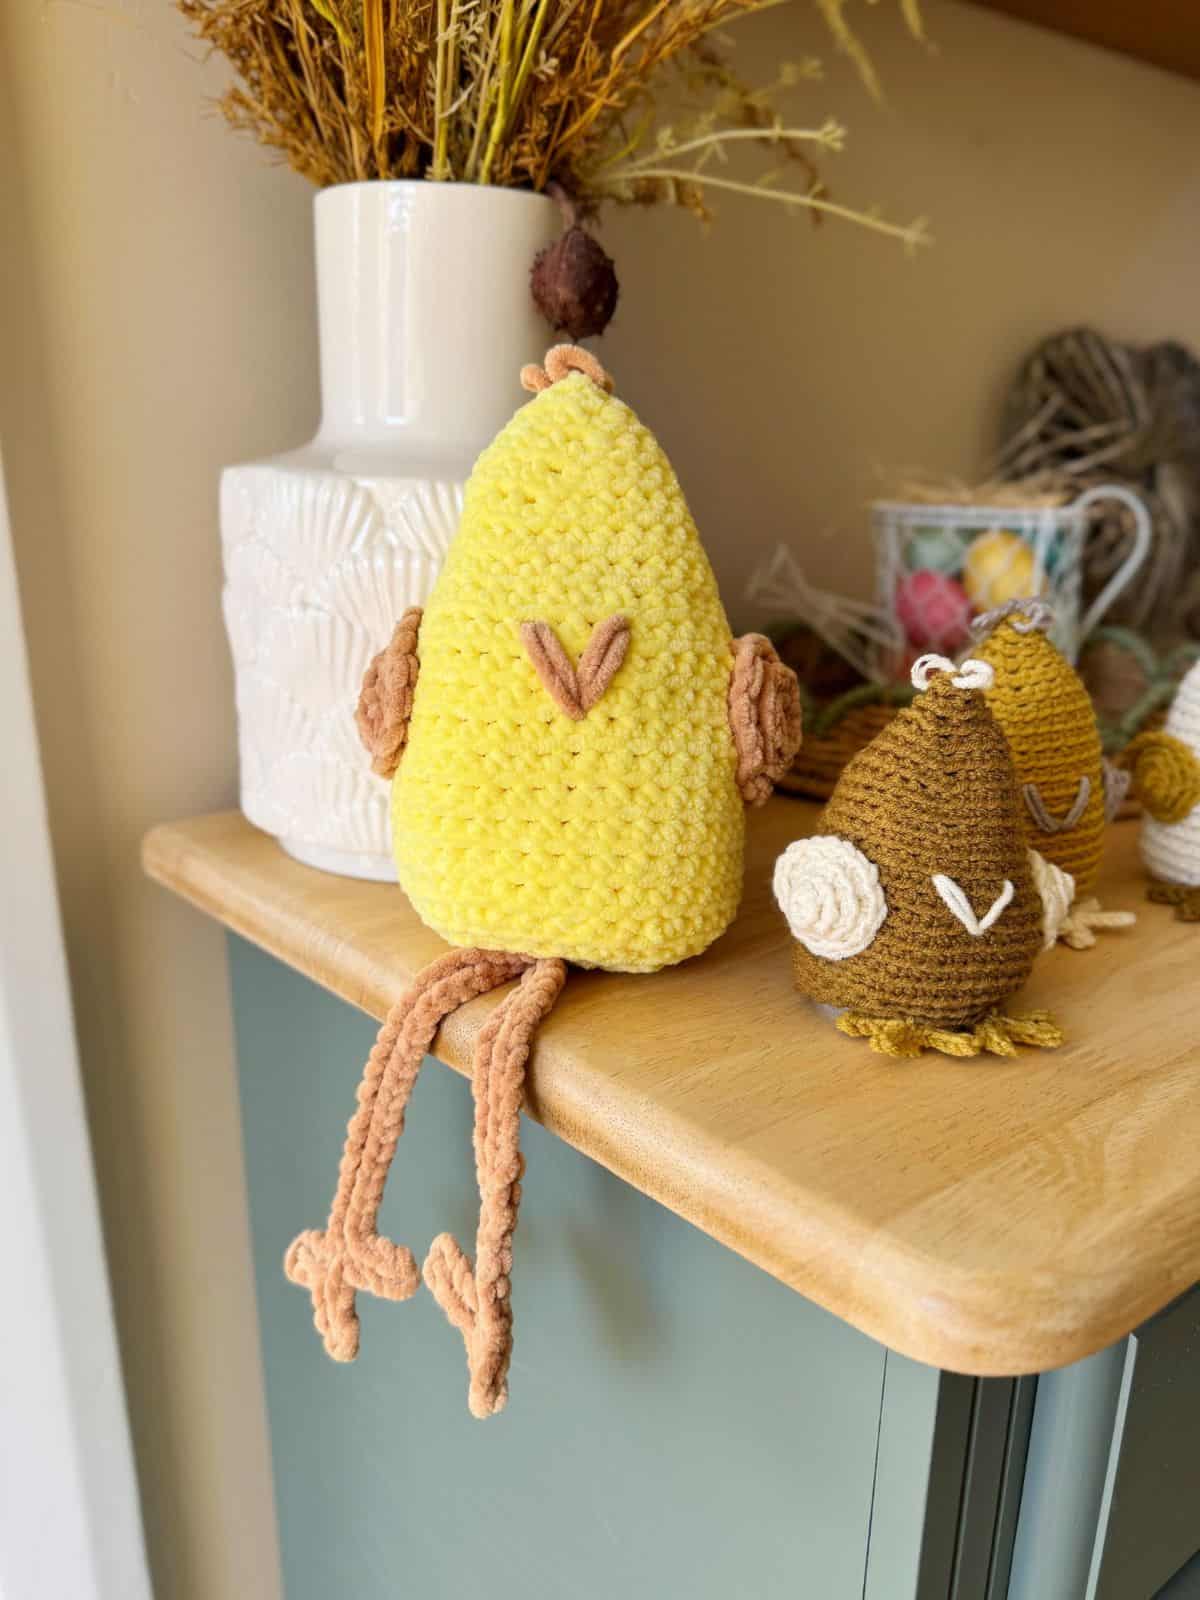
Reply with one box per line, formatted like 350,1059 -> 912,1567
1011,1294 -> 1200,1600
229,938 -> 890,1600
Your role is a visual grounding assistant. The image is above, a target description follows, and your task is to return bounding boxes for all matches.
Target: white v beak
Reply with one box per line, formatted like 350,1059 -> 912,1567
931,875 -> 1014,937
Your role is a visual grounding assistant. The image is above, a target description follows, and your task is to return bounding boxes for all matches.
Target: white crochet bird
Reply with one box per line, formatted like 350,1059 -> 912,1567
1126,658 -> 1200,920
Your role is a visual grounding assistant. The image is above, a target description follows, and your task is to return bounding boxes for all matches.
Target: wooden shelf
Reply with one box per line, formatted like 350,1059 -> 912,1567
144,803 -> 1200,1377
968,0 -> 1200,83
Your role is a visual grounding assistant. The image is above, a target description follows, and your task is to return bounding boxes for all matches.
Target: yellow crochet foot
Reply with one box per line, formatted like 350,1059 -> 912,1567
1057,896 -> 1137,950
837,1010 -> 1064,1058
1147,881 -> 1200,922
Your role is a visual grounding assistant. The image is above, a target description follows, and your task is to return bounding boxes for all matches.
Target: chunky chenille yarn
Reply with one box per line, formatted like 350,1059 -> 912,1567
783,659 -> 1046,1029
972,603 -> 1108,897
290,346 -> 802,1420
393,369 -> 746,973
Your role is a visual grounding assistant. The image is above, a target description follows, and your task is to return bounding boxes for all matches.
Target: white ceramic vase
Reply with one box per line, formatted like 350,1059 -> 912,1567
222,181 -> 558,879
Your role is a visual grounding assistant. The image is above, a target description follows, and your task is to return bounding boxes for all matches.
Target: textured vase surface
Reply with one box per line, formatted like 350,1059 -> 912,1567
222,181 -> 557,879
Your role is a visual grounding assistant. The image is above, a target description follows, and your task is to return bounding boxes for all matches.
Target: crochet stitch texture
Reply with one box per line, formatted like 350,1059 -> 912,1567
974,613 -> 1107,895
1140,658 -> 1200,889
789,668 -> 1044,1027
393,371 -> 744,972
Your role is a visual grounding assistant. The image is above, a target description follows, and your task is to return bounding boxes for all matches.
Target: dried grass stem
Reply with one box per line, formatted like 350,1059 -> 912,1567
178,0 -> 927,243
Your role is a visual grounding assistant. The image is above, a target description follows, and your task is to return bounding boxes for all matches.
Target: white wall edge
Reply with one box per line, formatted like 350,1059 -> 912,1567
0,442 -> 151,1600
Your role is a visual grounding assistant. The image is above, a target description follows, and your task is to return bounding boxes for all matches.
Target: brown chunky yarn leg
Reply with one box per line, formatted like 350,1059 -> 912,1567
424,957 -> 567,1419
285,947 -> 529,1362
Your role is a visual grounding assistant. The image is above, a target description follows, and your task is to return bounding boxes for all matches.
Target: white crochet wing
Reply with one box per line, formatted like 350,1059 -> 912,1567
1028,849 -> 1075,950
773,835 -> 887,961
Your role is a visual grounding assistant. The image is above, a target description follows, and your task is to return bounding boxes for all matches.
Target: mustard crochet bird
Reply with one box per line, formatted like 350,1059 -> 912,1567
772,654 -> 1072,1058
1125,657 -> 1200,919
970,599 -> 1136,949
286,345 -> 802,1416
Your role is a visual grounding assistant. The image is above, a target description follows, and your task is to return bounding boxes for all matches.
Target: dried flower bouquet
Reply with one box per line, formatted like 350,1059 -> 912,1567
181,0 -> 929,249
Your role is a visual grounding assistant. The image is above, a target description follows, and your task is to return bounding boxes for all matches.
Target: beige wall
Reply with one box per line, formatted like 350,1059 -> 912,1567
3,1 -> 1200,1596
0,4 -> 314,1596
607,0 -> 1200,610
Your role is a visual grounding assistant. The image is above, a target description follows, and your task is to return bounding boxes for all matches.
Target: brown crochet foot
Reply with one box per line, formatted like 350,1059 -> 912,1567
1057,896 -> 1137,950
285,947 -> 529,1362
284,1226 -> 418,1362
837,1010 -> 1064,1059
424,957 -> 567,1418
1147,881 -> 1200,922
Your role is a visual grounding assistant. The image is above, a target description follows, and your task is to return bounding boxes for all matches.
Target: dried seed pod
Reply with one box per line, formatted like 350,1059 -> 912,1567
530,225 -> 619,340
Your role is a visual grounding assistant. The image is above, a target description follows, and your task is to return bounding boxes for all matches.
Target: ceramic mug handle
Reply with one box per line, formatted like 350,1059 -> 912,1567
1073,484 -> 1153,640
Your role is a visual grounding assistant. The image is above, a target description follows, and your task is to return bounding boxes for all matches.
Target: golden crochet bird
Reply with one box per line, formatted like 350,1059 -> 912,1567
969,599 -> 1136,950
772,653 -> 1072,1058
1125,657 -> 1200,920
286,344 -> 802,1417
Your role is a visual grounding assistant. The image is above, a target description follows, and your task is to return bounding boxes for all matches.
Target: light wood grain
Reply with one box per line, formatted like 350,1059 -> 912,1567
143,804 -> 1200,1376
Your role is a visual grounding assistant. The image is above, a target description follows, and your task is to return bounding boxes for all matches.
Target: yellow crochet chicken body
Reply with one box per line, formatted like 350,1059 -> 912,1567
393,362 -> 743,972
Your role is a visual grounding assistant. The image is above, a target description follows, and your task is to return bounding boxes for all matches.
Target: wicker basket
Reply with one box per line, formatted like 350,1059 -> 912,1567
1081,628 -> 1200,754
777,629 -> 1200,808
778,686 -> 913,801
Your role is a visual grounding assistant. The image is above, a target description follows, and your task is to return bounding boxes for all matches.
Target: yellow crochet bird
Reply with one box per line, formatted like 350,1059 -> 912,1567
392,355 -> 750,970
286,345 -> 802,1417
970,599 -> 1135,949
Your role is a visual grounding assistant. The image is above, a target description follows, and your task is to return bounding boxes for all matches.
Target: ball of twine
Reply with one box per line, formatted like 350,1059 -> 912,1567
999,327 -> 1200,635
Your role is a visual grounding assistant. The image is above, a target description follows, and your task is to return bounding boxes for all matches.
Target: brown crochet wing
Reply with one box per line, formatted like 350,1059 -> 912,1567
728,634 -> 803,806
356,608 -> 422,779
517,614 -> 630,721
